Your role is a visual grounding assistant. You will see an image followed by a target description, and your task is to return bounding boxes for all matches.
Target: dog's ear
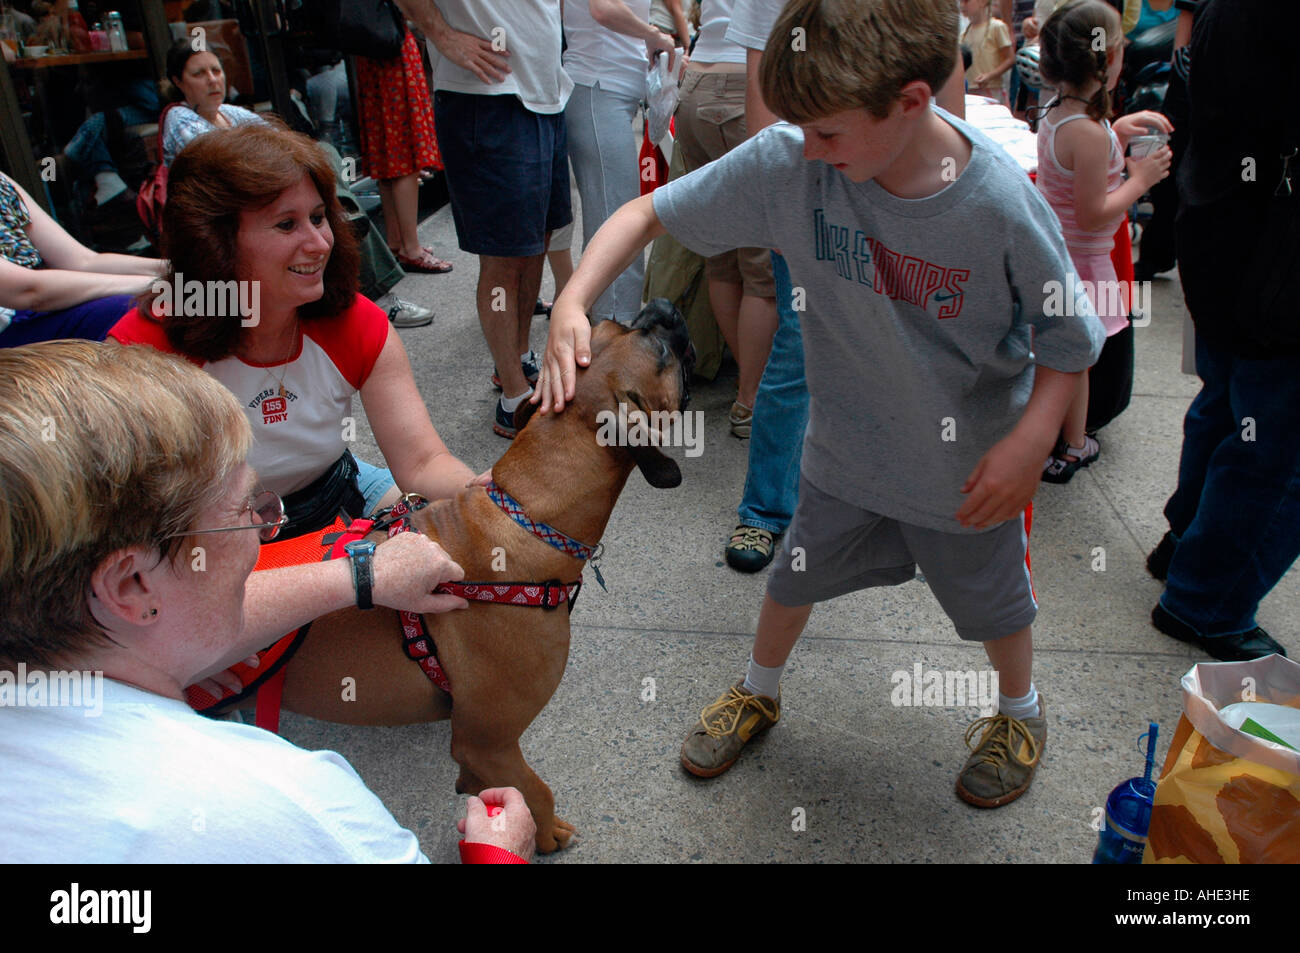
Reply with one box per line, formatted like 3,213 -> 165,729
606,387 -> 683,489
513,397 -> 540,433
630,443 -> 682,488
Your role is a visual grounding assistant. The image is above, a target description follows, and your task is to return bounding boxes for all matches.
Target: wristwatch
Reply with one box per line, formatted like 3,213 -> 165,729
344,540 -> 376,610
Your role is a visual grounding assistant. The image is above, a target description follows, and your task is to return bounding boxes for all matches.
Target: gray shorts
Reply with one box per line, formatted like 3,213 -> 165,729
766,477 -> 1038,642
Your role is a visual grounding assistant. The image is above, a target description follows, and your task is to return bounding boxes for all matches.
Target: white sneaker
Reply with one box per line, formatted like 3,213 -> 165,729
376,294 -> 434,328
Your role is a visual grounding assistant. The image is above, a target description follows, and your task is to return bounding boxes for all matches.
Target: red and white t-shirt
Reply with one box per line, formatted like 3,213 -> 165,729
110,296 -> 390,497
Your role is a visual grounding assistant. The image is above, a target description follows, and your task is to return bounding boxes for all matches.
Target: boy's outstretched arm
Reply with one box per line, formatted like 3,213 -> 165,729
534,193 -> 666,413
956,366 -> 1081,529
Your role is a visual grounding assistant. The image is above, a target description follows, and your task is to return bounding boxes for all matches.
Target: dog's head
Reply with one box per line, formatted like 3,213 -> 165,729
529,298 -> 695,488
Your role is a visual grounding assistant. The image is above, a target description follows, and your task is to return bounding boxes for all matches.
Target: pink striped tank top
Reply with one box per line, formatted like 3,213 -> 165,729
1035,110 -> 1125,255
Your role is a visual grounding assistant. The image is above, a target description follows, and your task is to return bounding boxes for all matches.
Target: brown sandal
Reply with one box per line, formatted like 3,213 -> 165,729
395,249 -> 453,274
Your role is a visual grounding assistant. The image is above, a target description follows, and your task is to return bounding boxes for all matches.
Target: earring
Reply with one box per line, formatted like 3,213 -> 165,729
141,608 -> 157,619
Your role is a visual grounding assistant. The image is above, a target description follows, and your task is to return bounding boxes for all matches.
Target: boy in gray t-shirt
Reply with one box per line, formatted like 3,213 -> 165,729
536,0 -> 1104,808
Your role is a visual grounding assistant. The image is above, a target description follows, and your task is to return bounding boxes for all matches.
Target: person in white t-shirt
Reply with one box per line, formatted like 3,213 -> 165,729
0,340 -> 535,862
400,0 -> 573,439
563,0 -> 677,324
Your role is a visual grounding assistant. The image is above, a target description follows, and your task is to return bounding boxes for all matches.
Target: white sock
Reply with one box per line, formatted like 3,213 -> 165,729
998,684 -> 1040,720
500,387 -> 533,413
93,170 -> 127,205
742,655 -> 785,699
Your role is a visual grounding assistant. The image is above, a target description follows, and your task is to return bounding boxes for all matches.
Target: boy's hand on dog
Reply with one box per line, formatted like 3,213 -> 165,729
957,432 -> 1046,529
534,299 -> 592,414
372,533 -> 469,614
458,787 -> 536,861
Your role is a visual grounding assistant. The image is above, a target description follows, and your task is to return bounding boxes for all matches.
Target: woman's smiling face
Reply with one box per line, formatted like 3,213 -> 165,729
233,174 -> 333,319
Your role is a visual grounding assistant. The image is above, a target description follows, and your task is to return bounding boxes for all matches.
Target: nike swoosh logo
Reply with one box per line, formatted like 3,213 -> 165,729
934,291 -> 963,302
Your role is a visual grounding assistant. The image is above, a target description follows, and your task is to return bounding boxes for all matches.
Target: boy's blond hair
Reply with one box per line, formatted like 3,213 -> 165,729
761,0 -> 959,122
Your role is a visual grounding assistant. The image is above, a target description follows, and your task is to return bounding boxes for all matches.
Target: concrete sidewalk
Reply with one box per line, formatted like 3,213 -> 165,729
278,193 -> 1298,863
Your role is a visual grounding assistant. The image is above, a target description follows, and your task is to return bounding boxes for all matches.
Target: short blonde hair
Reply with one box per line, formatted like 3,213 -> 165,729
761,0 -> 959,122
0,341 -> 252,667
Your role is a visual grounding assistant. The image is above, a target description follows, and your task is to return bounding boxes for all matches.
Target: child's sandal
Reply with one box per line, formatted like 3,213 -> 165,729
1041,435 -> 1100,485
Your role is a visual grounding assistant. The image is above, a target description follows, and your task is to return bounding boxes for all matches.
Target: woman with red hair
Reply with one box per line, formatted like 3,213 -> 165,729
110,123 -> 474,725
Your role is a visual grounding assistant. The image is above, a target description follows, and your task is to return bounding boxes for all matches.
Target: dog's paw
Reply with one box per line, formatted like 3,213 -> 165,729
536,816 -> 577,853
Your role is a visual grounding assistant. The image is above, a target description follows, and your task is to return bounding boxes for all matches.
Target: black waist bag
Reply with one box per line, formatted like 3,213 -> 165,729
279,451 -> 367,540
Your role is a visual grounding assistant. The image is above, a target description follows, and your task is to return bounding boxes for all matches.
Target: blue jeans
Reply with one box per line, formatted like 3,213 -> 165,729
354,457 -> 396,516
64,80 -> 161,174
737,252 -> 808,534
1159,335 -> 1300,637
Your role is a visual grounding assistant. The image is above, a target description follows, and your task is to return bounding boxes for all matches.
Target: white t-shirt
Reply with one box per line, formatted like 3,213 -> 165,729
110,296 -> 390,498
0,679 -> 428,863
723,0 -> 785,51
427,0 -> 573,114
691,0 -> 747,64
563,0 -> 652,100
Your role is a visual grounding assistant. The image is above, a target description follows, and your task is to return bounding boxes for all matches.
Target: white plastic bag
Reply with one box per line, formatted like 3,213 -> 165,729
645,50 -> 679,145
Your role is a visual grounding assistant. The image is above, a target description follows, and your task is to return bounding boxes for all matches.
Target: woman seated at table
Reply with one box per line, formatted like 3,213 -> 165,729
0,170 -> 163,347
0,340 -> 534,862
110,122 -> 474,722
161,38 -> 265,167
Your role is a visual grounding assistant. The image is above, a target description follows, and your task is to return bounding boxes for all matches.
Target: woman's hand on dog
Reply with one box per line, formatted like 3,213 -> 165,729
372,532 -> 469,614
458,787 -> 537,861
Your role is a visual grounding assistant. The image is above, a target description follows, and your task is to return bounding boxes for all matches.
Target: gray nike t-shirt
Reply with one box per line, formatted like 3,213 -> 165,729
653,108 -> 1105,532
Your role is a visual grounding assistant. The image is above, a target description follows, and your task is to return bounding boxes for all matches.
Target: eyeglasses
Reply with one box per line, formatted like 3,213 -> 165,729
163,490 -> 288,543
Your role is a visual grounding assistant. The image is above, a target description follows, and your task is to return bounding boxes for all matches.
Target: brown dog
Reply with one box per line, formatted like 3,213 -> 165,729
280,301 -> 694,853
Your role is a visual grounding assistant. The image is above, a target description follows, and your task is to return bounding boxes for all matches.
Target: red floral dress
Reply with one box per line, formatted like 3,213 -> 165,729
355,30 -> 441,180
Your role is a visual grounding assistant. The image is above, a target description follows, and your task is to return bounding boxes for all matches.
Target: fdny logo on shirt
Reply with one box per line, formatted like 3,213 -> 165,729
813,208 -> 969,318
262,396 -> 287,424
249,387 -> 294,424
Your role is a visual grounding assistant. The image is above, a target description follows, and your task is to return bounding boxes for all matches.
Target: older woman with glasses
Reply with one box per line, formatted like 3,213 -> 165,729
0,340 -> 534,862
109,122 -> 479,727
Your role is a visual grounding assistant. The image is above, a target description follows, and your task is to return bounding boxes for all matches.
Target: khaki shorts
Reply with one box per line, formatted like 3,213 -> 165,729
674,68 -> 775,299
766,476 -> 1039,642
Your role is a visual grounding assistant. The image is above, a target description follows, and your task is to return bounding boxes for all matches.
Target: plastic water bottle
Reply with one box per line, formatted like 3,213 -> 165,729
1092,722 -> 1159,864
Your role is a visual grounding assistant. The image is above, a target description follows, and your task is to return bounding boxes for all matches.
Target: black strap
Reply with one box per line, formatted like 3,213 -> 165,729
278,451 -> 366,540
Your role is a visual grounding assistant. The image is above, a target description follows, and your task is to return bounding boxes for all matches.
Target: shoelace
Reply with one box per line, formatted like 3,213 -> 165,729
963,713 -> 1040,768
729,526 -> 772,552
699,686 -> 778,738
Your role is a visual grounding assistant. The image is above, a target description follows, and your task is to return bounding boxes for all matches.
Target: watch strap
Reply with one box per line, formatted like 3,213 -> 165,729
346,541 -> 375,610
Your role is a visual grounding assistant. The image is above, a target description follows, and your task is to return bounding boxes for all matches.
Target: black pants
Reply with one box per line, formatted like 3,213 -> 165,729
1086,322 -> 1135,434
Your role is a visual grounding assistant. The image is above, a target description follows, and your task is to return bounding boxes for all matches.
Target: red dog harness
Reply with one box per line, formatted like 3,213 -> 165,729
325,489 -> 593,698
